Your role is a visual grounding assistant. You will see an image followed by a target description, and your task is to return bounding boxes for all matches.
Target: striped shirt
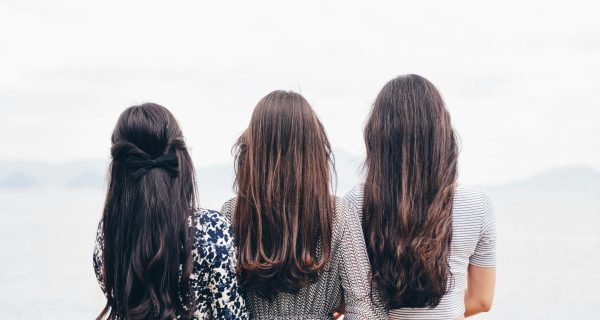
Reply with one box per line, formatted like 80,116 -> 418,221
221,197 -> 387,320
345,184 -> 496,320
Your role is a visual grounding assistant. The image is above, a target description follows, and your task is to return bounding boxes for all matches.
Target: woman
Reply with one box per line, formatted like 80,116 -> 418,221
220,91 -> 385,319
93,103 -> 248,320
346,75 -> 496,319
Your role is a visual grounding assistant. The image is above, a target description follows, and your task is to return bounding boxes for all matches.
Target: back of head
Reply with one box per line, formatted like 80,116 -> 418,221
233,90 -> 335,299
363,75 -> 458,308
100,103 -> 197,319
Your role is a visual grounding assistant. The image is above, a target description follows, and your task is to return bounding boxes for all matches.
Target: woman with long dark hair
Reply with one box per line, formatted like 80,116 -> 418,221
220,91 -> 385,319
346,75 -> 496,319
93,103 -> 248,320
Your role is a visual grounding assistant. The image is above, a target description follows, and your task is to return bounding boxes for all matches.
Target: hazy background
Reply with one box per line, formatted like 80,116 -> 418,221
1,0 -> 599,319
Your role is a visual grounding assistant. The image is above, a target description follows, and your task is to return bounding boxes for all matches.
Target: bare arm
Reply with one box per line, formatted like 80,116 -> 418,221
465,188 -> 497,317
464,265 -> 496,317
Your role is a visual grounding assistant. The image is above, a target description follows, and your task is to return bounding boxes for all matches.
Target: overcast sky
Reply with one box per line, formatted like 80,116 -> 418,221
1,0 -> 599,184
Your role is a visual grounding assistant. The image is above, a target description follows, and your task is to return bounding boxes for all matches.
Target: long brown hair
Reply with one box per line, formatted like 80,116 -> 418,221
233,90 -> 335,299
100,103 -> 197,319
363,75 -> 458,308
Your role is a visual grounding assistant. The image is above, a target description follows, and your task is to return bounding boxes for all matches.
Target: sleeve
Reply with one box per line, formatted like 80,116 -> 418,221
337,199 -> 387,320
92,220 -> 107,296
469,187 -> 497,267
194,211 -> 249,320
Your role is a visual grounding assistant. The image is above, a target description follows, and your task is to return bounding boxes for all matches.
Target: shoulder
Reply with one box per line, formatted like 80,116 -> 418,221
193,208 -> 231,229
343,183 -> 365,221
332,195 -> 362,232
454,184 -> 493,207
332,195 -> 346,218
191,209 -> 234,254
453,185 -> 494,225
219,197 -> 238,221
344,183 -> 365,204
95,219 -> 104,241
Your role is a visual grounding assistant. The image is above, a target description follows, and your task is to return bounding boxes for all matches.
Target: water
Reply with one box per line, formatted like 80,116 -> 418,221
0,187 -> 598,319
0,188 -> 105,319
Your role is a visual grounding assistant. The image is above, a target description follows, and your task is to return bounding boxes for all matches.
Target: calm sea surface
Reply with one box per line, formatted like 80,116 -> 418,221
0,188 -> 597,319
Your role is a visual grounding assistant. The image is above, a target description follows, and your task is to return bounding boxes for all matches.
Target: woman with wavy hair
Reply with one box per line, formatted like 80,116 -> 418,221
221,90 -> 385,319
93,103 -> 248,320
345,74 -> 497,319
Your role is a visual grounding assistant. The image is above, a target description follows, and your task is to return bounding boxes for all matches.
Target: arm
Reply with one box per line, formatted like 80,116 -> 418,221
92,220 -> 106,296
464,265 -> 496,317
337,199 -> 386,320
465,188 -> 497,317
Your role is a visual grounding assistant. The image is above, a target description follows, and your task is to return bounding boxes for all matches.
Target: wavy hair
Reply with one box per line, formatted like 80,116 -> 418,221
363,75 -> 458,308
233,90 -> 335,299
99,103 -> 197,319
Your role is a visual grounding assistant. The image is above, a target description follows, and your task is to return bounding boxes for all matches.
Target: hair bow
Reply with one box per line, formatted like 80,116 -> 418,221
125,153 -> 179,179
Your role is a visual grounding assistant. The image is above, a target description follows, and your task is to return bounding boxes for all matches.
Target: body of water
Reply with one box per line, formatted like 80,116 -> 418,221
0,185 -> 598,319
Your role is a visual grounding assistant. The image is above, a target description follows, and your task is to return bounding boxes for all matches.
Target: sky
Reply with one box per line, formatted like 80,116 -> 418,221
1,0 -> 599,185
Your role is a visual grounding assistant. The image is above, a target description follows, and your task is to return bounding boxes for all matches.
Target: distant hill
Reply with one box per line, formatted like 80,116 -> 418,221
66,171 -> 107,189
1,157 -> 598,202
0,151 -> 365,208
490,165 -> 600,196
0,172 -> 39,189
0,159 -> 109,189
0,149 -> 364,189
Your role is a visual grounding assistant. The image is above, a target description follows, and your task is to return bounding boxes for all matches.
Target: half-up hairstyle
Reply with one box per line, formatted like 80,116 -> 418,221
233,90 -> 335,299
363,75 -> 458,309
99,103 -> 198,319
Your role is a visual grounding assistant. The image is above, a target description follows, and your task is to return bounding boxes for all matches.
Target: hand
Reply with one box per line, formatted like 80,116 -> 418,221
332,303 -> 345,320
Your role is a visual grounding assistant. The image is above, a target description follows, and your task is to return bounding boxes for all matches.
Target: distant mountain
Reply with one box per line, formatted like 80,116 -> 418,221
490,165 -> 600,196
1,157 -> 598,201
0,172 -> 39,189
0,159 -> 109,188
66,171 -> 107,189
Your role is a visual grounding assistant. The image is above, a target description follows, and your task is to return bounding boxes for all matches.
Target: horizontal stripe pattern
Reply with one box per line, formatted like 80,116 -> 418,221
345,184 -> 496,320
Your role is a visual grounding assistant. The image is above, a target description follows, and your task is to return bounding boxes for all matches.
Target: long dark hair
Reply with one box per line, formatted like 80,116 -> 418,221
363,75 -> 458,309
233,90 -> 335,299
99,103 -> 198,319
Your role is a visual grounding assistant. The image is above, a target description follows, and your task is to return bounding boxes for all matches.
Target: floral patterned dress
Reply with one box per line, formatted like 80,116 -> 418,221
93,209 -> 249,319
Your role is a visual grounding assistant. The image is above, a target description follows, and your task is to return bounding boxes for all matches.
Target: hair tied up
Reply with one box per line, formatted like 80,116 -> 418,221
126,152 -> 179,179
100,104 -> 196,320
167,137 -> 187,151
